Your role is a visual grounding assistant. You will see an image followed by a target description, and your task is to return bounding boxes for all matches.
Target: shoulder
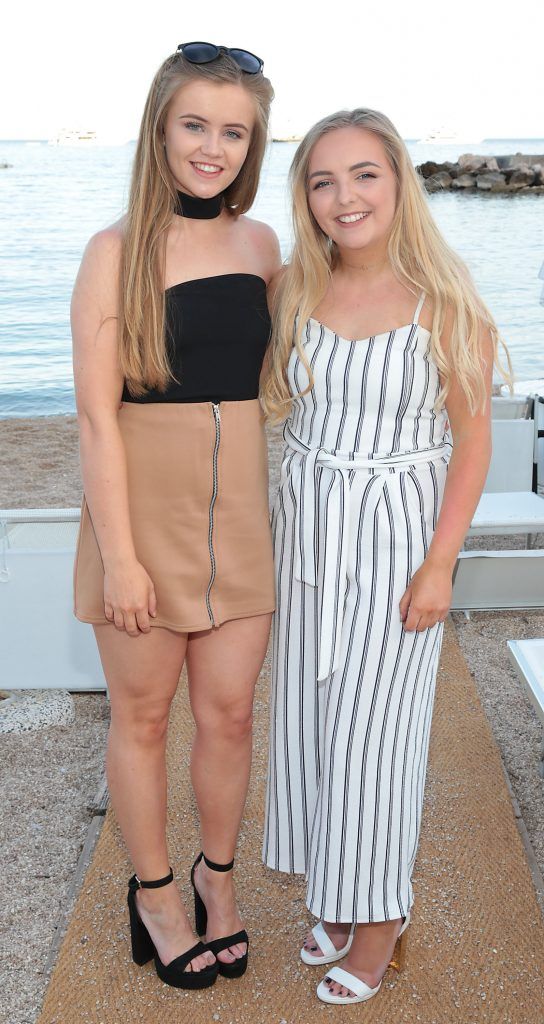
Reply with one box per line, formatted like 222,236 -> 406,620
437,301 -> 492,361
239,215 -> 279,247
82,219 -> 124,272
238,216 -> 281,275
72,220 -> 125,313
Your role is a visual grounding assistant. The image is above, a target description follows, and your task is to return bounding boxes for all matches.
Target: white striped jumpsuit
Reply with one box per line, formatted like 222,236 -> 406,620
263,294 -> 451,923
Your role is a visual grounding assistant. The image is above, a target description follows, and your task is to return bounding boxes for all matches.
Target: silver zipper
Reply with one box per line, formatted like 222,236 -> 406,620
205,403 -> 221,625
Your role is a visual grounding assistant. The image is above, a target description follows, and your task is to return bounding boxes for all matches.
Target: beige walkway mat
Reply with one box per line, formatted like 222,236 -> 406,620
38,621 -> 544,1023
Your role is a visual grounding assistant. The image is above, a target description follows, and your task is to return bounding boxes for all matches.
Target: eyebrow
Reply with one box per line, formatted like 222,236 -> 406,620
308,160 -> 381,180
178,112 -> 249,131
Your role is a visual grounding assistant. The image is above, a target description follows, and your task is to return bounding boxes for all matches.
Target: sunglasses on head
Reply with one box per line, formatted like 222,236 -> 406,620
177,41 -> 263,75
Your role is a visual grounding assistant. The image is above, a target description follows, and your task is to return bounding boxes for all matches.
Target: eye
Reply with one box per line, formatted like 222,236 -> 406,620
312,179 -> 332,190
225,129 -> 242,140
184,121 -> 204,132
356,172 -> 376,181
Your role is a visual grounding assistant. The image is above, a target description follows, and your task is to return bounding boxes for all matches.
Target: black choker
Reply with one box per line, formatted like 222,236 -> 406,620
175,190 -> 223,220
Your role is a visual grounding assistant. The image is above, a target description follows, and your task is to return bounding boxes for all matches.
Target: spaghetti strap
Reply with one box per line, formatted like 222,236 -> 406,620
414,291 -> 426,324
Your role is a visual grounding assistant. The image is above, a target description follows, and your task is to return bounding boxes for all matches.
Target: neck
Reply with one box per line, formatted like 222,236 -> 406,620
336,241 -> 390,277
175,189 -> 224,220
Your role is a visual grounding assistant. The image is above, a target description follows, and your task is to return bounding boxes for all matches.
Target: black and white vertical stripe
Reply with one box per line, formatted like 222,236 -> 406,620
263,299 -> 451,923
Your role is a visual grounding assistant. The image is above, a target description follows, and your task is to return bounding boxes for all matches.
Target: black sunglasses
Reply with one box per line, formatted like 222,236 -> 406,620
177,41 -> 263,75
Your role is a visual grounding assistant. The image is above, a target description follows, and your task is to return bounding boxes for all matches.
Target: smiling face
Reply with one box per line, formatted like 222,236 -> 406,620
163,79 -> 257,198
307,126 -> 398,258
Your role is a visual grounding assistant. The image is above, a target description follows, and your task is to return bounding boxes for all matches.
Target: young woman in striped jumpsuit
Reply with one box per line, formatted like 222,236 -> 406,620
261,109 -> 508,1005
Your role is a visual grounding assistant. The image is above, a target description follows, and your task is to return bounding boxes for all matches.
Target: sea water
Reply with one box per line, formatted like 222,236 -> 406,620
0,138 -> 543,417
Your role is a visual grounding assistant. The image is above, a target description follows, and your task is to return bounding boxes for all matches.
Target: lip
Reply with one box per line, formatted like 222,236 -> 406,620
335,211 -> 371,228
190,161 -> 224,178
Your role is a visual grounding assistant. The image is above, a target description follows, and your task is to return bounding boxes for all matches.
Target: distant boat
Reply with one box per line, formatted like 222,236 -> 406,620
48,129 -> 97,146
418,127 -> 483,145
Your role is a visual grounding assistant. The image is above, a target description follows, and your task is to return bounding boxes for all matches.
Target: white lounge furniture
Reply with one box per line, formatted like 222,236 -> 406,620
469,492 -> 544,547
452,551 -> 544,611
452,395 -> 544,612
490,394 -> 531,420
507,639 -> 544,777
0,508 -> 105,691
481,418 -> 534,494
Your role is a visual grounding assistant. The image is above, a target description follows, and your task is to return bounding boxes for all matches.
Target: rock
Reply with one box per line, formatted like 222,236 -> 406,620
425,171 -> 453,192
451,173 -> 476,189
509,165 -> 536,187
496,153 -> 544,170
418,160 -> 441,178
458,154 -> 487,173
420,153 -> 543,196
476,171 -> 507,191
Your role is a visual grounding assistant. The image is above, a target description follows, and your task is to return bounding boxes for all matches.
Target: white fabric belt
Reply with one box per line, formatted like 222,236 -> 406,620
284,423 -> 450,681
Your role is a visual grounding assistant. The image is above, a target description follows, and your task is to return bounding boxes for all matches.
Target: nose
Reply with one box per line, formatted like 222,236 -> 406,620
200,130 -> 223,159
336,178 -> 358,206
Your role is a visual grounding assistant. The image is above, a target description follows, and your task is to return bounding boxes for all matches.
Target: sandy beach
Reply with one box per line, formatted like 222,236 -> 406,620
1,414 -> 543,1024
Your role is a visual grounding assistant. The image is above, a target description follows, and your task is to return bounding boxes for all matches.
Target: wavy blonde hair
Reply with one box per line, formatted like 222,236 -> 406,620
120,49 -> 274,395
261,108 -> 512,422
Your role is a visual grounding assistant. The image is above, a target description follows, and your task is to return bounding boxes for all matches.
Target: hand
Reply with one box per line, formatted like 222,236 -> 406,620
103,560 -> 157,637
399,561 -> 452,632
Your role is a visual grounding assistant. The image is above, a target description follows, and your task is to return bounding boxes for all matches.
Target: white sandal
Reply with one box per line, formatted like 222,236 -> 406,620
317,966 -> 381,1004
316,912 -> 410,1004
300,921 -> 355,965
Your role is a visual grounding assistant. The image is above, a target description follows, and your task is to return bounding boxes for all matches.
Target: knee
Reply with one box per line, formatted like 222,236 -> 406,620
110,697 -> 171,747
196,699 -> 253,743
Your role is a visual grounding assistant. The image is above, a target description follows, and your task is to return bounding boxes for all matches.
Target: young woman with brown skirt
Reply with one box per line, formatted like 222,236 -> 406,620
72,43 -> 280,990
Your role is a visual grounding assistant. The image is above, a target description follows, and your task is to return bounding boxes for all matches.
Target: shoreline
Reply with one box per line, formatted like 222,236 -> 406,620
2,374 -> 543,423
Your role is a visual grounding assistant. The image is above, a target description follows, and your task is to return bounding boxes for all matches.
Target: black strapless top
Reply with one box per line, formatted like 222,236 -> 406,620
121,273 -> 271,404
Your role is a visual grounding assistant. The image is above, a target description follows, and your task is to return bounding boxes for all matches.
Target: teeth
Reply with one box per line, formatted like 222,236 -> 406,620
193,162 -> 222,173
338,212 -> 369,223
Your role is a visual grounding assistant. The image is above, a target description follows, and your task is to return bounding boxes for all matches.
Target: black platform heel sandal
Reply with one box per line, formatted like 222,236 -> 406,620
190,852 -> 249,979
127,868 -> 218,989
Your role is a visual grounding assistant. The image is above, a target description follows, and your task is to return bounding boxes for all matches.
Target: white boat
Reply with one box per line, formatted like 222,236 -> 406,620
48,129 -> 97,146
418,127 -> 483,145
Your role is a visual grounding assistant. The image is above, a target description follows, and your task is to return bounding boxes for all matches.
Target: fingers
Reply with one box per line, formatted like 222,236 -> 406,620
136,606 -> 151,634
114,610 -> 139,637
398,587 -> 412,622
402,605 -> 448,632
104,579 -> 158,637
110,605 -> 151,637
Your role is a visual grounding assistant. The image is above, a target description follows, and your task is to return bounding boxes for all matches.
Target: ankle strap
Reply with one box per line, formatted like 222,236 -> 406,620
129,867 -> 173,891
202,852 -> 235,873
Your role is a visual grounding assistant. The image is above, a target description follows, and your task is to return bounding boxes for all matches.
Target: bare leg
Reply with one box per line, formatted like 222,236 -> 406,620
94,624 -> 213,972
187,612 -> 272,964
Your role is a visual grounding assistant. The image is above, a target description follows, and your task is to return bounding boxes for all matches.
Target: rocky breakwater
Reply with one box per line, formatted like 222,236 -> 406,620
417,154 -> 544,194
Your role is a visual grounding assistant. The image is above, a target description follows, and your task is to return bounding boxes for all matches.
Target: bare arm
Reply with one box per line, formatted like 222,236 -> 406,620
72,227 -> 156,636
259,264 -> 287,394
400,320 -> 493,631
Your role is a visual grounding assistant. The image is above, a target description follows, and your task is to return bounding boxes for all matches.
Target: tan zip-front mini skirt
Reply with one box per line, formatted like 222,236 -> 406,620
74,400 -> 275,632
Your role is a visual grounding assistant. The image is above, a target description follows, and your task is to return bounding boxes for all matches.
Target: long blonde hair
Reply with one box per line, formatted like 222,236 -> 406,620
120,50 -> 274,395
261,108 -> 511,422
